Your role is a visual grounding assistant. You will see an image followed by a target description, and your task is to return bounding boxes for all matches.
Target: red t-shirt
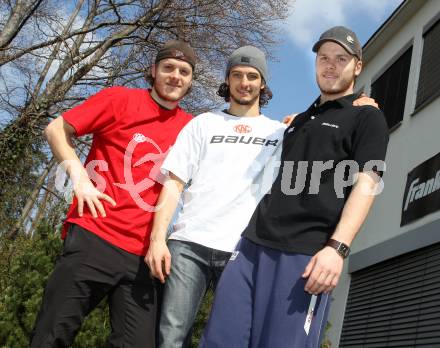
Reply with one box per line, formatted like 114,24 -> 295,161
62,87 -> 192,255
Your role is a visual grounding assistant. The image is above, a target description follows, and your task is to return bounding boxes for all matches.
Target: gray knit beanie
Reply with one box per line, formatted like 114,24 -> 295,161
226,46 -> 268,82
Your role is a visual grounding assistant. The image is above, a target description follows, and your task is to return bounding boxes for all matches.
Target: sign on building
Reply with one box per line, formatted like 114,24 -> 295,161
401,152 -> 440,226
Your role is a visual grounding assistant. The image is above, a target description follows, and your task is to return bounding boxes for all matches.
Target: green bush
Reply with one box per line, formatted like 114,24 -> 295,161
0,225 -> 333,347
191,289 -> 214,347
0,223 -> 110,347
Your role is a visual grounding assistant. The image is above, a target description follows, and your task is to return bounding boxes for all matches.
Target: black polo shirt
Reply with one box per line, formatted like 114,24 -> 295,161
243,93 -> 389,255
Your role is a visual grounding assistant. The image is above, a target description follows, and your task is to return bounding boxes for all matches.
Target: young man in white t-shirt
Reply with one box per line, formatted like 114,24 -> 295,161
145,46 -> 285,347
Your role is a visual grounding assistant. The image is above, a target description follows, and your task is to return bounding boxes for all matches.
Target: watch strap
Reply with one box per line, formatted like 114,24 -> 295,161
326,238 -> 350,258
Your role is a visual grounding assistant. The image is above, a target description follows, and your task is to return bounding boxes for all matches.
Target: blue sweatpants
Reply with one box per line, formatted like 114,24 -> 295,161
199,238 -> 330,348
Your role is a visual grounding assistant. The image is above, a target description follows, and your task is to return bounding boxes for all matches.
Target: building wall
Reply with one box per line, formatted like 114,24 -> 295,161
327,1 -> 440,346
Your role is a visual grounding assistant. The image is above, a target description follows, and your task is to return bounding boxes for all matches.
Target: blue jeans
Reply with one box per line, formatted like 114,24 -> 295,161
158,239 -> 232,348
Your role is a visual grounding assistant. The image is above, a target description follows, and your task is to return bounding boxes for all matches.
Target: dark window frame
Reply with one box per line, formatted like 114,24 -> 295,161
340,242 -> 440,347
414,14 -> 440,114
370,42 -> 413,133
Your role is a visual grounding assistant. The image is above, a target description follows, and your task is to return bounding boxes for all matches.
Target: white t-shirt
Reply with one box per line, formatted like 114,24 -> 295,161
161,110 -> 286,252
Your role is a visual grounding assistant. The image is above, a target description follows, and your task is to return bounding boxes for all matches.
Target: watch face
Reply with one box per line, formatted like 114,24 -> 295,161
339,244 -> 350,257
327,239 -> 350,258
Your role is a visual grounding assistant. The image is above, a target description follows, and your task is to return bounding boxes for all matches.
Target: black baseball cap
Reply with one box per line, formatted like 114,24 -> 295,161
312,26 -> 362,60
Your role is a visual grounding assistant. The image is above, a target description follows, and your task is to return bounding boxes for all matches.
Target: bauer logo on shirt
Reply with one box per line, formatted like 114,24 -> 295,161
210,135 -> 278,147
233,124 -> 252,134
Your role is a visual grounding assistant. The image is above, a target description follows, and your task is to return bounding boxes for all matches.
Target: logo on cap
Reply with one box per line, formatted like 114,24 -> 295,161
346,35 -> 355,44
171,49 -> 185,59
233,125 -> 252,134
241,56 -> 250,63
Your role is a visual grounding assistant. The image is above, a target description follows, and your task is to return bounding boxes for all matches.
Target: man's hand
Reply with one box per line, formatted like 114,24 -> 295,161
302,246 -> 344,295
282,113 -> 298,125
145,240 -> 171,283
44,117 -> 116,217
353,93 -> 379,108
144,173 -> 183,283
73,177 -> 116,218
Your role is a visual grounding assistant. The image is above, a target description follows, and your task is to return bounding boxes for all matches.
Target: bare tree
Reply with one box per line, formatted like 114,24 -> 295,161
0,0 -> 44,49
0,0 -> 290,237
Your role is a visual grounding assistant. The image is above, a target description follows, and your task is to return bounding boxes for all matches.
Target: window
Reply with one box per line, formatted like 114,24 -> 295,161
371,46 -> 412,130
416,18 -> 440,110
339,242 -> 440,347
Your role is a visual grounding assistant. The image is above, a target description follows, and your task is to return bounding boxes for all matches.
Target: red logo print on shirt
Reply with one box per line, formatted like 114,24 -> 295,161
233,125 -> 252,134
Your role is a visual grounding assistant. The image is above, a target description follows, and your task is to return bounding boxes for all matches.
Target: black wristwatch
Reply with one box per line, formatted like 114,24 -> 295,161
326,239 -> 350,259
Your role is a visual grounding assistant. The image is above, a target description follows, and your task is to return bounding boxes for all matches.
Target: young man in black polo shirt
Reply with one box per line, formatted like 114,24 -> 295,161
199,26 -> 389,348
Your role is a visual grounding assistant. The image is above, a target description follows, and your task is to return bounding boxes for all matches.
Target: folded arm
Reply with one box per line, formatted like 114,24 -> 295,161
44,117 -> 115,217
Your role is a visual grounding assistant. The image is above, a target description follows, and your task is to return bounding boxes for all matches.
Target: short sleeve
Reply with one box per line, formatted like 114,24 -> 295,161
161,117 -> 202,184
352,106 -> 389,174
62,86 -> 128,137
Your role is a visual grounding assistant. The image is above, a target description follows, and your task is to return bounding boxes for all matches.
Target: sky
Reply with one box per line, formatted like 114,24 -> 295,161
0,0 -> 404,127
264,0 -> 404,121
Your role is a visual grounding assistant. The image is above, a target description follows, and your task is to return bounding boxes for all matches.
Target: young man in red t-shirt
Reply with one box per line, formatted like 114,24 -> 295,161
30,40 -> 195,348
